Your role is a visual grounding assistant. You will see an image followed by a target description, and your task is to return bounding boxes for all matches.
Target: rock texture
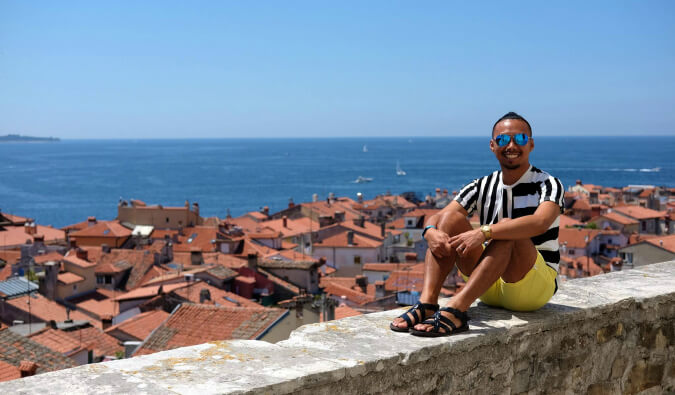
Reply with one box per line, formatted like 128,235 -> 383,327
1,261 -> 673,394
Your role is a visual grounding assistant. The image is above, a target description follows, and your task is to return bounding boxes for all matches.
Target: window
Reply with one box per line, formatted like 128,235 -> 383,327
105,275 -> 112,284
354,255 -> 361,264
569,249 -> 575,255
96,276 -> 104,284
166,217 -> 170,223
73,284 -> 77,291
641,222 -> 646,231
626,253 -> 633,263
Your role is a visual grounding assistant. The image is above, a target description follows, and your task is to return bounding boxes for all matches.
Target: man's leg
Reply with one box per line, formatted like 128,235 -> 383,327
391,211 -> 482,330
414,220 -> 538,333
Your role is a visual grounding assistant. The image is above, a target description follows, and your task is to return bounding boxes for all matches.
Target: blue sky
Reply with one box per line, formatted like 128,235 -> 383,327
1,1 -> 674,138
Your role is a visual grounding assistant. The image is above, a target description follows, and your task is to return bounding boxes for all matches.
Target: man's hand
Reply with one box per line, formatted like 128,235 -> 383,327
448,229 -> 486,258
425,228 -> 455,258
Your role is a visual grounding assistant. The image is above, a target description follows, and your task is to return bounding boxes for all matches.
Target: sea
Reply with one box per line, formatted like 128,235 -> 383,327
0,136 -> 673,228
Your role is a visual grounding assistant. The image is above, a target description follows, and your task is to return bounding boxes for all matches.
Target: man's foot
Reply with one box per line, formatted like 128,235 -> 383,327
390,302 -> 439,332
410,306 -> 469,337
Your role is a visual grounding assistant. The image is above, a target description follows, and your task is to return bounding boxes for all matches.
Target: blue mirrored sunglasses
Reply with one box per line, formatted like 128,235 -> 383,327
494,133 -> 529,147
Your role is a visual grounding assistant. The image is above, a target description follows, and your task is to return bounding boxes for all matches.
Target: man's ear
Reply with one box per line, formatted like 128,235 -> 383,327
490,139 -> 496,153
530,138 -> 535,151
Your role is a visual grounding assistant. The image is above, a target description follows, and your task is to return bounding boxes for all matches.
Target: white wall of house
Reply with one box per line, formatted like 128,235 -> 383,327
313,246 -> 381,277
618,243 -> 675,267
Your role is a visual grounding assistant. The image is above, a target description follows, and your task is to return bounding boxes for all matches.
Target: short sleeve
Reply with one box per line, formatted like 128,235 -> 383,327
454,179 -> 479,216
539,176 -> 565,213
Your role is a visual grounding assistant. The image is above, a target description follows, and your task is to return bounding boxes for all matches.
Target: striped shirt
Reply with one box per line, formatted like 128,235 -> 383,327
454,165 -> 565,275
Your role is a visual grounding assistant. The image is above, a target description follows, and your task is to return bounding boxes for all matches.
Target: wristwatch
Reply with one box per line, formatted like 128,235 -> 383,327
480,225 -> 492,241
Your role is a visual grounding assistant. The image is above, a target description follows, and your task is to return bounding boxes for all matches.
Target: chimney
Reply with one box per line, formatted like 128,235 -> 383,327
442,189 -> 448,197
200,289 -> 211,303
355,275 -> 367,292
405,252 -> 417,262
312,193 -> 318,203
347,231 -> 354,246
660,240 -> 664,247
101,244 -> 111,254
76,248 -> 88,261
288,198 -> 295,208
101,315 -> 113,330
25,222 -> 37,235
328,192 -> 335,204
19,361 -> 38,378
576,180 -> 582,185
247,253 -> 258,269
87,216 -> 97,227
33,234 -> 44,243
42,261 -> 58,300
262,206 -> 270,216
357,192 -> 363,203
192,202 -> 199,217
282,216 -> 288,228
375,280 -> 385,298
435,188 -> 441,199
334,211 -> 345,222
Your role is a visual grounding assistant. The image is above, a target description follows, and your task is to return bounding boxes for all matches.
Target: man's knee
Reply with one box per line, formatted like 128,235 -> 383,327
437,211 -> 472,235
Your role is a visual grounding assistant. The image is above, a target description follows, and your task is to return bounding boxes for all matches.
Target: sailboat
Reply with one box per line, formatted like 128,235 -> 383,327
362,145 -> 368,153
396,161 -> 407,176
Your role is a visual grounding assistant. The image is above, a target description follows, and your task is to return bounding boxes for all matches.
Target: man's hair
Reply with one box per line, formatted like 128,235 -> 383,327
492,112 -> 532,136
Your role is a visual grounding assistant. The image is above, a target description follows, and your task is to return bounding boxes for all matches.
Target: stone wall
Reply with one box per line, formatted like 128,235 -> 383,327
1,261 -> 673,394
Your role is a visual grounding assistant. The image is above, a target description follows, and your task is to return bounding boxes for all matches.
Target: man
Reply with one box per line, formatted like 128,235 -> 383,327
390,112 -> 564,337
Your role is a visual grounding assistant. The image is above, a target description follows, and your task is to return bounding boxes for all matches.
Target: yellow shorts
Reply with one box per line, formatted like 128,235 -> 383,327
460,251 -> 557,312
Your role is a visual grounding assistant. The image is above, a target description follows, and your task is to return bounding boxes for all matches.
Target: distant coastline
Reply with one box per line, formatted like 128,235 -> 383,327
0,134 -> 60,143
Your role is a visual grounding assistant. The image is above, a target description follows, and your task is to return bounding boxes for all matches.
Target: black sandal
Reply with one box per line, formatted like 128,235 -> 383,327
410,307 -> 469,337
390,302 -> 439,332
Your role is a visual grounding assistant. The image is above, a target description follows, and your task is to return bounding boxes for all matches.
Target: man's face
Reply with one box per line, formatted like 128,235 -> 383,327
490,119 -> 534,171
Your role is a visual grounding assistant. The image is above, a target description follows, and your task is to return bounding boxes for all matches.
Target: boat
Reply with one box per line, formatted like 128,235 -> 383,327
362,145 -> 368,153
354,176 -> 373,183
396,161 -> 407,176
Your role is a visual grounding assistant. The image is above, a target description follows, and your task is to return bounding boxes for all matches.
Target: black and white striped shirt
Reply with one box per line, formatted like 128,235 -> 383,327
454,165 -> 565,274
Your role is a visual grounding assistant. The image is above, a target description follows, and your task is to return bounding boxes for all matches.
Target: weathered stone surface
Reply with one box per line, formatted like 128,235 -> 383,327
1,261 -> 674,394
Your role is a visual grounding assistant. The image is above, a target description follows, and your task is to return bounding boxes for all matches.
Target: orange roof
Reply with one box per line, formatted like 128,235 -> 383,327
0,360 -> 21,383
572,199 -> 591,211
104,310 -> 170,341
63,250 -> 97,268
244,211 -> 268,221
173,226 -> 222,253
70,221 -> 132,239
0,328 -> 76,375
297,198 -> 363,221
559,228 -> 600,249
259,217 -> 319,238
612,205 -> 664,220
0,225 -> 66,248
0,250 -> 20,266
134,304 -> 287,355
0,212 -> 29,224
319,277 -> 378,305
173,251 -> 248,270
171,282 -> 261,308
334,304 -> 363,320
98,249 -> 155,290
336,220 -> 389,240
315,231 -> 382,248
559,215 -> 583,228
32,251 -> 65,265
0,265 -> 12,282
598,211 -> 639,225
113,282 -> 190,301
28,328 -> 88,356
76,298 -> 118,320
644,235 -> 675,253
384,269 -> 424,292
357,195 -> 417,210
66,326 -> 122,359
403,208 -> 441,218
638,188 -> 655,198
57,272 -> 84,285
225,216 -> 260,233
5,294 -> 95,325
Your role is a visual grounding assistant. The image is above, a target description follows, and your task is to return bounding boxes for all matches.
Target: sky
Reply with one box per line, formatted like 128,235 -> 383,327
1,1 -> 674,138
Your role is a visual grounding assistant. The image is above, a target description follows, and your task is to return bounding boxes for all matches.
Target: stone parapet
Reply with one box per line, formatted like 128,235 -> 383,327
1,261 -> 674,394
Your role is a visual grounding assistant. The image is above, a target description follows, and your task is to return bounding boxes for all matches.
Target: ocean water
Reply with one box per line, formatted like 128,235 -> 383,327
0,137 -> 673,228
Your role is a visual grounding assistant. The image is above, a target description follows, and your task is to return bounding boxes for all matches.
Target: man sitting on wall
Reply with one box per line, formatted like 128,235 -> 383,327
390,112 -> 564,336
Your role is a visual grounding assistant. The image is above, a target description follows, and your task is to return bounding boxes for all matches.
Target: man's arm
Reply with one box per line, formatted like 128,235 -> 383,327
489,201 -> 560,240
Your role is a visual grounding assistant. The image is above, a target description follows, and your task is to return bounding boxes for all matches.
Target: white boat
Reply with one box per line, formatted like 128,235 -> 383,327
396,161 -> 407,176
362,145 -> 368,153
354,176 -> 373,183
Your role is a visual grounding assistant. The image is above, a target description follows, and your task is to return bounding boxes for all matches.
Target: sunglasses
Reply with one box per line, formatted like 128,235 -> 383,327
494,133 -> 529,147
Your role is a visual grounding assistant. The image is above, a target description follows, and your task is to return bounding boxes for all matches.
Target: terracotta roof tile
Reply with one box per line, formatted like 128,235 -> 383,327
171,282 -> 261,307
32,251 -> 64,265
65,327 -> 122,359
0,265 -> 12,282
5,294 -> 96,325
612,205 -> 664,220
0,225 -> 66,248
28,328 -> 88,356
173,226 -> 222,253
319,277 -> 378,305
596,212 -> 640,226
333,304 -> 363,320
0,251 -> 20,266
315,231 -> 383,248
133,304 -> 287,356
0,360 -> 21,383
559,228 -> 601,249
363,263 -> 417,272
644,235 -> 675,254
572,199 -> 591,211
258,217 -> 319,238
57,272 -> 84,285
76,297 -> 119,320
0,328 -> 76,375
97,249 -> 155,290
70,221 -> 132,239
384,270 -> 424,292
559,215 -> 583,228
104,310 -> 170,341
